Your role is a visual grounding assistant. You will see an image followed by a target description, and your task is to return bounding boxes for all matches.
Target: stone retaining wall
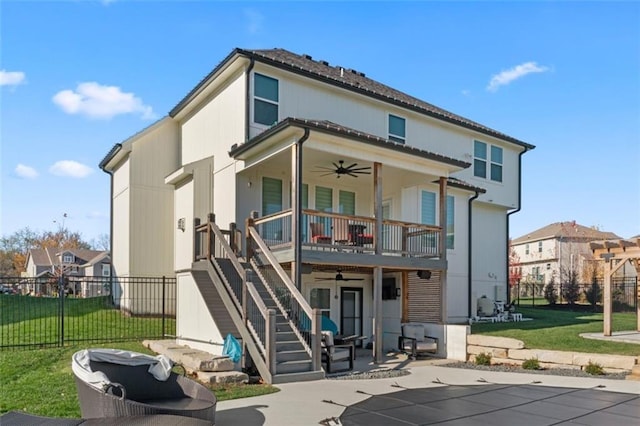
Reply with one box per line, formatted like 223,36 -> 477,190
467,335 -> 639,374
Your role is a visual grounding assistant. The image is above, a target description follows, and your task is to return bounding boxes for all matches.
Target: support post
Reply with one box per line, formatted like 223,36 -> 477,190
373,162 -> 384,363
602,254 -> 613,336
439,177 -> 448,323
242,269 -> 250,369
312,308 -> 322,371
193,217 -> 201,261
291,143 -> 301,289
246,213 -> 256,263
266,309 -> 277,375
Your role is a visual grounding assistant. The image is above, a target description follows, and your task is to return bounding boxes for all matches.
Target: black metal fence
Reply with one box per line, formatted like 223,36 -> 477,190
0,276 -> 176,351
510,277 -> 638,312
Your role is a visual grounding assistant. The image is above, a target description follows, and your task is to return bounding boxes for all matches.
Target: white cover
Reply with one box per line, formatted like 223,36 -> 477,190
72,348 -> 173,390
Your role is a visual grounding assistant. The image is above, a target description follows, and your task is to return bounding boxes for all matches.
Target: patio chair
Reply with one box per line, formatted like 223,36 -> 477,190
332,218 -> 351,246
321,331 -> 354,373
72,349 -> 216,422
398,323 -> 438,359
310,222 -> 331,244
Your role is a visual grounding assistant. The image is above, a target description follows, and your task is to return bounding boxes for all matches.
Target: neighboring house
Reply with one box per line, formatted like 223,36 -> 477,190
101,48 -> 534,383
23,248 -> 111,296
511,221 -> 620,286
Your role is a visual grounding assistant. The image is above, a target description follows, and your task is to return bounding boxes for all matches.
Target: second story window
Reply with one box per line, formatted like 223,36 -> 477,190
388,114 -> 406,143
538,241 -> 543,253
254,73 -> 279,126
525,244 -> 529,255
102,264 -> 111,277
63,254 -> 74,264
474,141 -> 503,182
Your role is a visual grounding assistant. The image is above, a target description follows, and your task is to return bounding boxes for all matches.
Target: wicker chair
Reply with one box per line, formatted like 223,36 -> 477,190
72,349 -> 216,423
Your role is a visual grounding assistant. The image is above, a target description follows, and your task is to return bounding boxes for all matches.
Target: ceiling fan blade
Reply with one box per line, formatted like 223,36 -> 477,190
343,278 -> 365,281
348,166 -> 372,172
353,171 -> 371,175
345,163 -> 358,169
332,162 -> 341,169
346,172 -> 359,178
315,277 -> 335,281
313,167 -> 337,172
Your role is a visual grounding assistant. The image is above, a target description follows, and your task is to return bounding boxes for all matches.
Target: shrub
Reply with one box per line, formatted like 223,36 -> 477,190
474,352 -> 492,366
584,361 -> 604,375
522,357 -> 541,370
584,282 -> 601,307
543,277 -> 557,305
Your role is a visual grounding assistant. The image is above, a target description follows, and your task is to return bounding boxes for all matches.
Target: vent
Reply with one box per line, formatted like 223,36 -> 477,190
303,54 -> 312,60
320,60 -> 329,66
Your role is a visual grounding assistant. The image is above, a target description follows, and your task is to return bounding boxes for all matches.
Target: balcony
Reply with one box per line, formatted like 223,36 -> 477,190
250,209 -> 443,269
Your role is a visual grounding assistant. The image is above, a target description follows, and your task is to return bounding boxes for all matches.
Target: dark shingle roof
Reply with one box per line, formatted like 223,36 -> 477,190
28,248 -> 108,267
229,117 -> 471,169
512,221 -> 620,244
171,47 -> 534,150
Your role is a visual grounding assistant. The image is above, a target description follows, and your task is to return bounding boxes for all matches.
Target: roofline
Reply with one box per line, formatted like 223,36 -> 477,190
446,178 -> 487,194
169,48 -> 535,150
229,118 -> 471,169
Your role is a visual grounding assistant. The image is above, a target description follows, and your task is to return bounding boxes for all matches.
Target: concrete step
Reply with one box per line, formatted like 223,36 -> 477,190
271,370 -> 325,384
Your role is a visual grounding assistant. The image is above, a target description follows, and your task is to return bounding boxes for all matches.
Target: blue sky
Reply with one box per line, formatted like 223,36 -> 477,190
1,1 -> 639,244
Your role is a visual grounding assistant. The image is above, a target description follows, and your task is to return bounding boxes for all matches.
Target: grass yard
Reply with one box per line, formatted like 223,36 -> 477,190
471,306 -> 640,356
0,342 -> 279,418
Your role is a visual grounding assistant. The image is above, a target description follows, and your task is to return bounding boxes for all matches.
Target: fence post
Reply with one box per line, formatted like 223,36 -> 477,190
194,217 -> 201,261
229,222 -> 237,254
59,275 -> 65,347
245,215 -> 255,263
242,270 -> 249,369
266,309 -> 277,375
162,276 -> 166,337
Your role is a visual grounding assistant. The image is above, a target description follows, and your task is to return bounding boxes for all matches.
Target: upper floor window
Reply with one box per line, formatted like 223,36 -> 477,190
102,264 -> 111,277
254,73 -> 279,126
388,114 -> 405,144
538,241 -> 543,253
62,254 -> 74,264
474,140 -> 503,182
525,244 -> 530,255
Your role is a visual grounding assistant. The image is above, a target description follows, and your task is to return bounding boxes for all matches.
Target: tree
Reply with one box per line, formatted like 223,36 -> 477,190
0,226 -> 93,276
508,240 -> 522,288
560,266 -> 580,305
543,276 -> 558,305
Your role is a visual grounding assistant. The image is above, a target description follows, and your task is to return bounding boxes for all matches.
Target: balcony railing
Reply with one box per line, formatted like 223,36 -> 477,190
252,209 -> 441,258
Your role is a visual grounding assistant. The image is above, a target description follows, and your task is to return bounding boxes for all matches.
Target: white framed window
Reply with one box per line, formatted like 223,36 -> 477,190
474,140 -> 503,182
388,114 -> 406,144
254,73 -> 279,126
63,254 -> 74,264
102,264 -> 111,277
420,190 -> 455,250
538,241 -> 543,253
525,244 -> 530,255
310,287 -> 331,318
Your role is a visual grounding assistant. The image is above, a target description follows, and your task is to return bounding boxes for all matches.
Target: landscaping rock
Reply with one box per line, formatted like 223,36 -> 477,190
467,335 -> 524,349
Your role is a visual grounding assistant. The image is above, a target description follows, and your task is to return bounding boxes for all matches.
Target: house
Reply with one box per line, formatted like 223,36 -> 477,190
100,48 -> 534,383
23,248 -> 111,296
510,221 -> 620,288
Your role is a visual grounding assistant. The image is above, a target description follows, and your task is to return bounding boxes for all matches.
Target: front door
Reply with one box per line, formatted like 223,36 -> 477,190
340,287 -> 363,346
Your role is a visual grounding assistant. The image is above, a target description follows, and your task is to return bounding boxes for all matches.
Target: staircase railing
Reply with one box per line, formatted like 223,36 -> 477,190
246,222 -> 321,371
194,218 -> 277,376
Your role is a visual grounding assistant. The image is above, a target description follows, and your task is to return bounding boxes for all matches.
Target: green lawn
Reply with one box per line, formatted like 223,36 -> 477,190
0,342 -> 279,418
472,307 -> 640,356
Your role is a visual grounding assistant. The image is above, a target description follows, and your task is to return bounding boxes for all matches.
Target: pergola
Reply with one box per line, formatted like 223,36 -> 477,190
590,238 -> 640,335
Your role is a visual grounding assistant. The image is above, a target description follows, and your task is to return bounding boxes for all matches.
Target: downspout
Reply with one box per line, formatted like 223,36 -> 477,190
100,154 -> 117,303
245,58 -> 255,142
467,190 -> 480,319
294,128 -> 310,290
506,147 -> 529,304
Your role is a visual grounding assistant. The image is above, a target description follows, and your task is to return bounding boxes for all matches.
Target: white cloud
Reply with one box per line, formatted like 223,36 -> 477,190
86,211 -> 107,219
0,70 -> 26,87
487,62 -> 549,92
52,82 -> 155,119
15,164 -> 38,179
244,8 -> 264,34
49,160 -> 94,178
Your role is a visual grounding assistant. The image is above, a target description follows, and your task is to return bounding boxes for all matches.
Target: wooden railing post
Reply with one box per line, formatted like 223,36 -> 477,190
193,218 -> 201,261
229,222 -> 237,255
312,308 -> 322,371
242,269 -> 249,369
266,309 -> 277,375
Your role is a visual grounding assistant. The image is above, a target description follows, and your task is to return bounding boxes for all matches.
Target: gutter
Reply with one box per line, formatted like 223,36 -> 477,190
294,128 -> 310,290
467,190 -> 481,319
506,146 -> 531,304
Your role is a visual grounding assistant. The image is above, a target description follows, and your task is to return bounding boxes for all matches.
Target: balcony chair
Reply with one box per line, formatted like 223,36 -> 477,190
321,331 -> 354,373
309,222 -> 331,244
332,218 -> 352,246
398,323 -> 438,359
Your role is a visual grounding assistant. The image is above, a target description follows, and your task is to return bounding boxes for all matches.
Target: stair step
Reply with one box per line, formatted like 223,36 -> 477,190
276,331 -> 297,341
277,349 -> 310,362
276,359 -> 313,374
276,340 -> 305,352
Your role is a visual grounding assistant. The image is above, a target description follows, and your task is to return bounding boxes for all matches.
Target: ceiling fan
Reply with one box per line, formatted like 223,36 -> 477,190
315,270 -> 365,282
313,160 -> 371,178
